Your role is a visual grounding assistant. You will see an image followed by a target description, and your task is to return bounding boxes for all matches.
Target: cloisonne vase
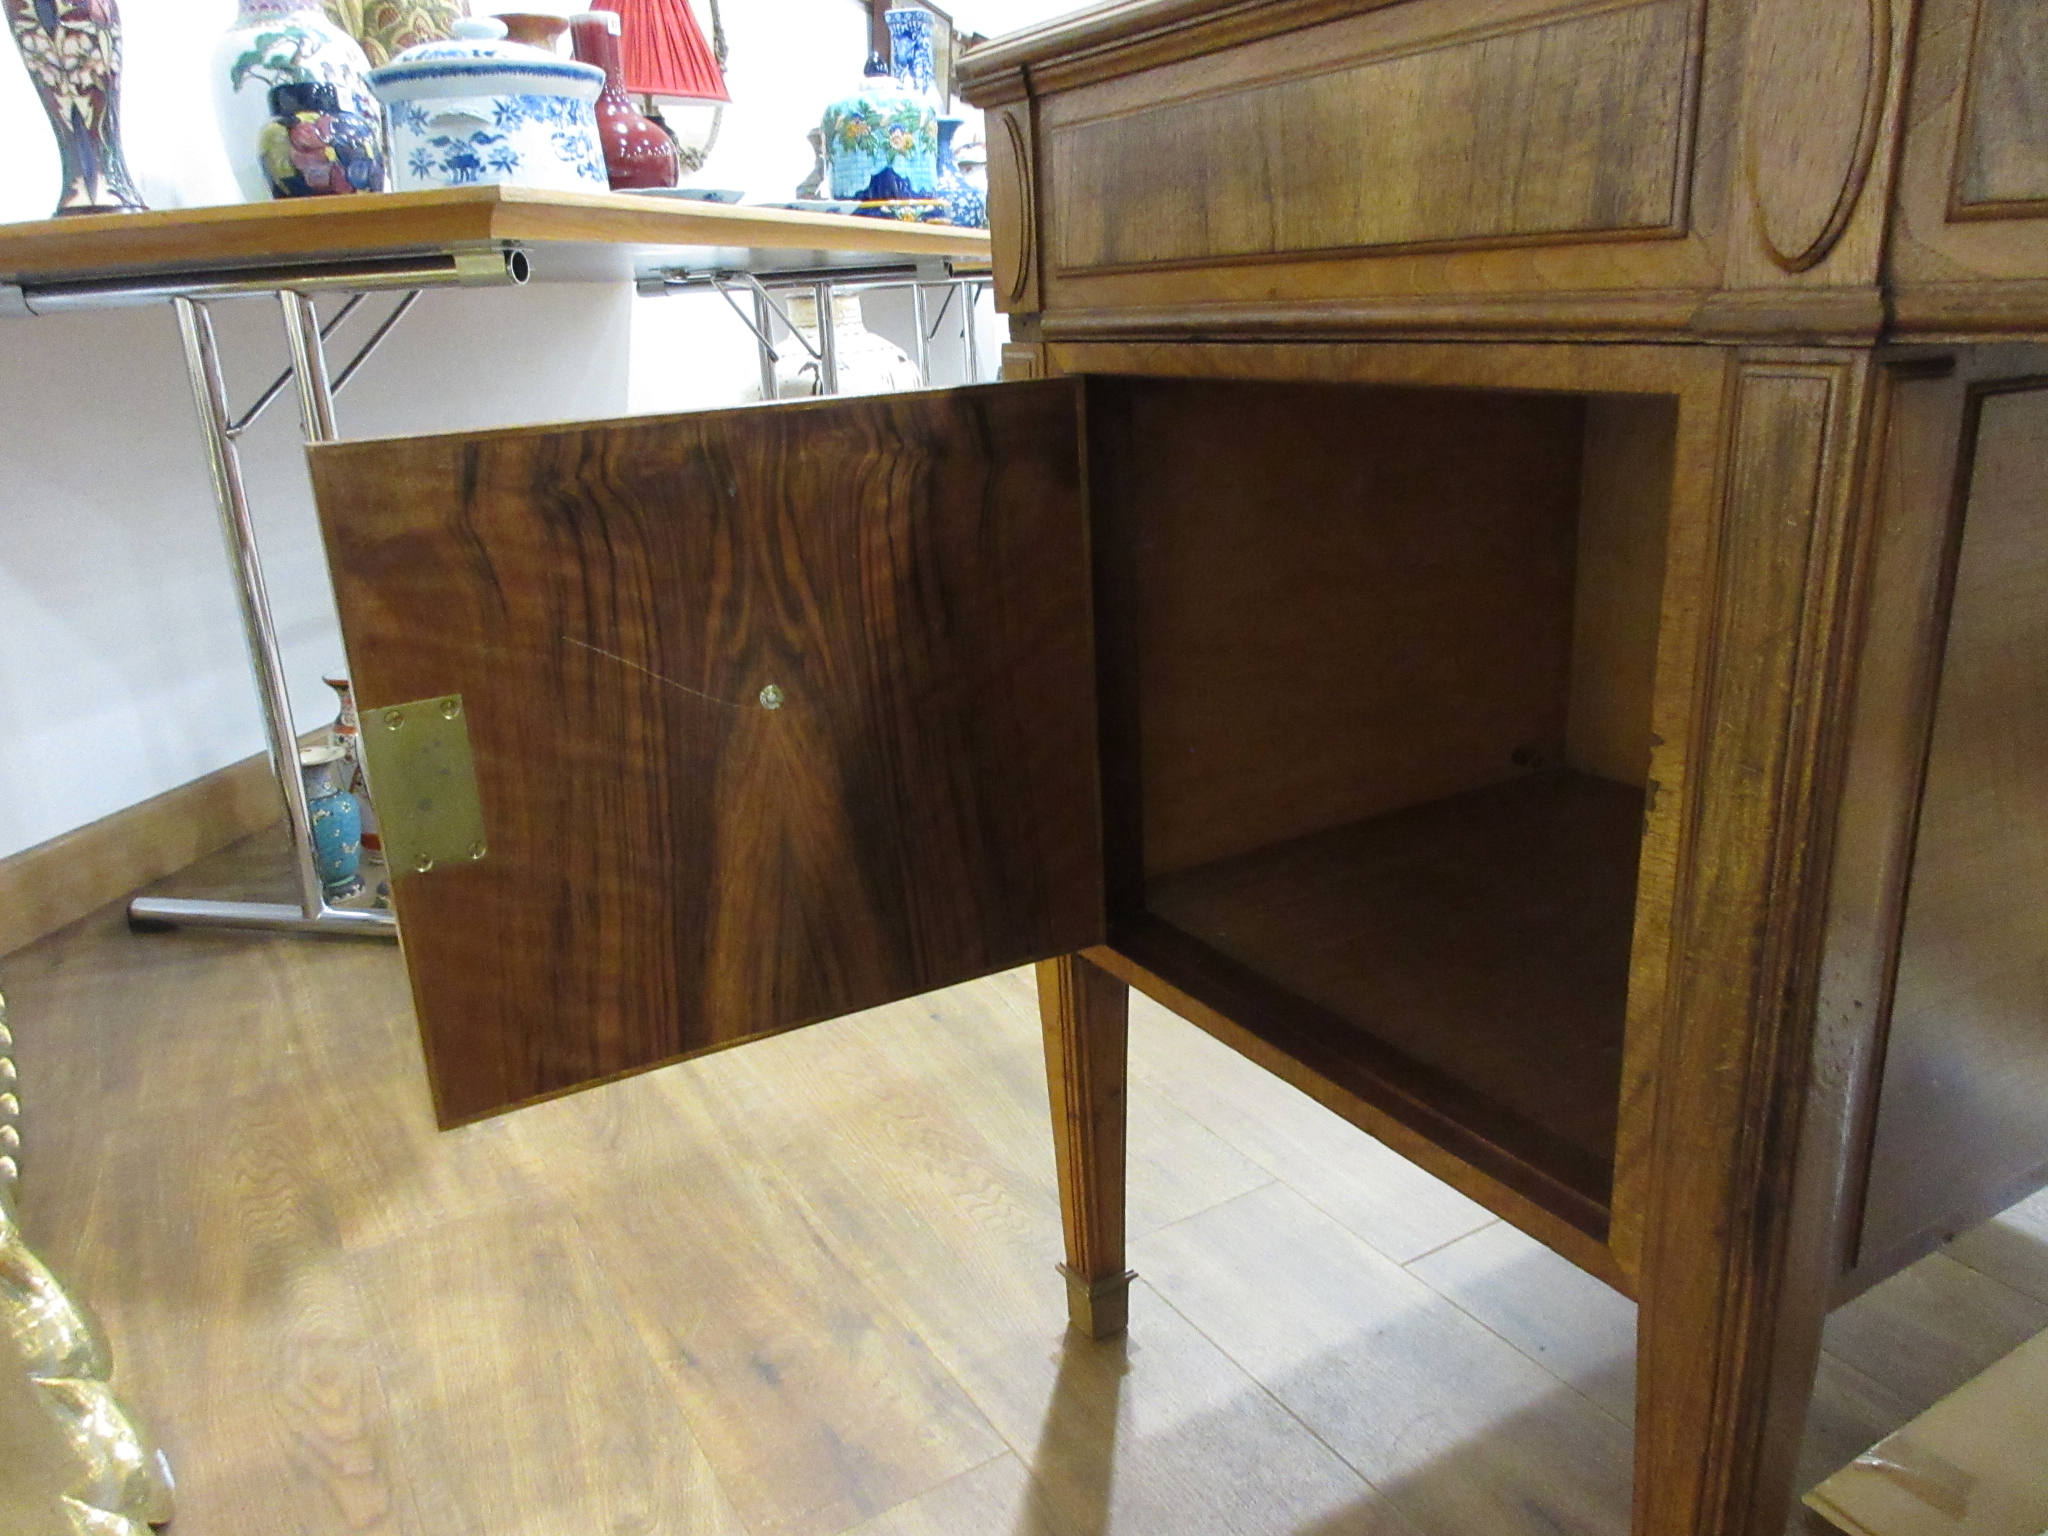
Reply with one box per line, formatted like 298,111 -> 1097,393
215,0 -> 381,202
3,0 -> 147,216
300,744 -> 365,902
820,5 -> 937,201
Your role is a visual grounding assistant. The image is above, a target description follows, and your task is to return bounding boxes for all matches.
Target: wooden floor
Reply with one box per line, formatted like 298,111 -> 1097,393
7,829 -> 2047,1536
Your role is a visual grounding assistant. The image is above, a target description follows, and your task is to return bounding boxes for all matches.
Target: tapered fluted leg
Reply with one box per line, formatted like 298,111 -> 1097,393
1038,954 -> 1134,1339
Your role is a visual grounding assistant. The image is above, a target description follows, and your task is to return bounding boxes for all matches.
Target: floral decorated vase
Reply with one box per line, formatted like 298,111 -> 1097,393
934,116 -> 984,227
300,744 -> 364,902
3,0 -> 148,215
821,62 -> 934,199
369,16 -> 606,191
261,79 -> 385,194
215,0 -> 381,203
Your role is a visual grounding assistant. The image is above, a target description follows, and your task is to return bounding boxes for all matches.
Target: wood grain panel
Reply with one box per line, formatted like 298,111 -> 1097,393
1567,396 -> 1678,788
1741,0 -> 1890,272
1635,353 -> 1871,1536
1858,381 -> 2048,1272
1951,0 -> 2048,215
309,381 -> 1102,1125
1093,376 -> 1587,877
1044,0 -> 1696,273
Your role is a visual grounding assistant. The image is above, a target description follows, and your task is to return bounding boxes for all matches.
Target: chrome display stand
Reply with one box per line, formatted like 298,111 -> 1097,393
643,256 -> 991,398
6,247 -> 529,940
4,243 -> 991,942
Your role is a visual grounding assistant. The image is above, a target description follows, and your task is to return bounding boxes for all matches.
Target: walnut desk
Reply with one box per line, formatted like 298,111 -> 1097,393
296,7 -> 2048,1535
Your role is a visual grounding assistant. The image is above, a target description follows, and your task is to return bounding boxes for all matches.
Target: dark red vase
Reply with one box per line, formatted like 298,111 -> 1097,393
4,0 -> 147,216
570,9 -> 678,191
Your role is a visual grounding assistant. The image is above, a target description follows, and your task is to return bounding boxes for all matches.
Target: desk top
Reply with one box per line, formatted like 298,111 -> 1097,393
0,186 -> 992,291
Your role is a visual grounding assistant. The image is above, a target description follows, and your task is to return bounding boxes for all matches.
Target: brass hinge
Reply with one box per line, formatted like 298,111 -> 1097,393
358,694 -> 488,878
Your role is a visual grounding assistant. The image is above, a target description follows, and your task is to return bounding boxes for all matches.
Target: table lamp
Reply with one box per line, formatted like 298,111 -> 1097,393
595,0 -> 730,173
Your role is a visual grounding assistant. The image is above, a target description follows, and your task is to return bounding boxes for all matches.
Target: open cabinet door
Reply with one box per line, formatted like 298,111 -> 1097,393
308,380 -> 1103,1126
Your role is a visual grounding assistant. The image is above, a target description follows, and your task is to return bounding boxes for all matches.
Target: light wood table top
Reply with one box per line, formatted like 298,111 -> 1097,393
0,185 -> 992,289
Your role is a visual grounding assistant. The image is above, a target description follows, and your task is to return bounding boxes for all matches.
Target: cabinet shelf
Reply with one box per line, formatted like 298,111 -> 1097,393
1139,769 -> 1641,1212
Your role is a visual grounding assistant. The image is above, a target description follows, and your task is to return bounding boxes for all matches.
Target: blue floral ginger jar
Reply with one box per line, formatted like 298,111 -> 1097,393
821,7 -> 938,200
368,16 -> 607,191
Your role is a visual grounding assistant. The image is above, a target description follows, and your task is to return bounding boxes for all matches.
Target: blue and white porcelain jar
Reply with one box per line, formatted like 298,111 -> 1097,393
934,117 -> 986,227
885,6 -> 938,102
368,17 -> 607,192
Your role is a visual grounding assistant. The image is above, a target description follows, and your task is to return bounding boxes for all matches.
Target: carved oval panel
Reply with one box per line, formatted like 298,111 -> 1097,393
1744,0 -> 1891,272
987,109 -> 1036,307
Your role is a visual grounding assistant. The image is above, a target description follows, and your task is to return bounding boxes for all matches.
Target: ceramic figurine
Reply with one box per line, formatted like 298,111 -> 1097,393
933,116 -> 985,227
370,17 -> 606,191
821,57 -> 934,201
3,0 -> 147,216
215,0 -> 381,204
323,0 -> 466,67
771,291 -> 923,399
300,745 -> 365,902
570,9 -> 677,189
260,79 -> 384,195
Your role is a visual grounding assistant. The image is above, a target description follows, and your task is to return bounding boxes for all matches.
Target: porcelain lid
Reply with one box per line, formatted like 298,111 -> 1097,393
368,17 -> 604,102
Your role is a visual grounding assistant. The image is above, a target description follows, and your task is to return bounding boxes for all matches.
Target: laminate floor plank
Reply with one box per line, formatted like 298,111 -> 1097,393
1406,1218 -> 1637,1419
11,932 -> 417,1535
1120,991 -> 1496,1264
350,1206 -> 748,1536
833,1453 -> 1063,1536
1821,1252 -> 2048,1412
1135,1183 -> 1634,1536
1943,1186 -> 2048,1304
705,994 -> 1415,1536
6,830 -> 2048,1536
557,1042 -> 1012,1536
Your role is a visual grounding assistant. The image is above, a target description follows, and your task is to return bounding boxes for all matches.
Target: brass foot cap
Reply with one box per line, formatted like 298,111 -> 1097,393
1058,1264 -> 1136,1339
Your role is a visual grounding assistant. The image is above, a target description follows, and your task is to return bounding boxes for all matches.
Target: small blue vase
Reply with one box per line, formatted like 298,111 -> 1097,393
934,117 -> 986,228
301,747 -> 364,901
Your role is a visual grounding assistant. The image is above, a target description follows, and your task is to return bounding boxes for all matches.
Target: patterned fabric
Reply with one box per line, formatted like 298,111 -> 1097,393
322,0 -> 464,67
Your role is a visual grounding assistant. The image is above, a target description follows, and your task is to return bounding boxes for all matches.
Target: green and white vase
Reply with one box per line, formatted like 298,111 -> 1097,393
214,0 -> 381,202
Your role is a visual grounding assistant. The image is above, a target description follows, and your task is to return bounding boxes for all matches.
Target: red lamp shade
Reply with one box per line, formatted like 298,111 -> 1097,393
595,0 -> 730,102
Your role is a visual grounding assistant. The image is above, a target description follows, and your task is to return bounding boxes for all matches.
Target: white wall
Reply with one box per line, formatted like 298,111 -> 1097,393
0,0 -> 1071,863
